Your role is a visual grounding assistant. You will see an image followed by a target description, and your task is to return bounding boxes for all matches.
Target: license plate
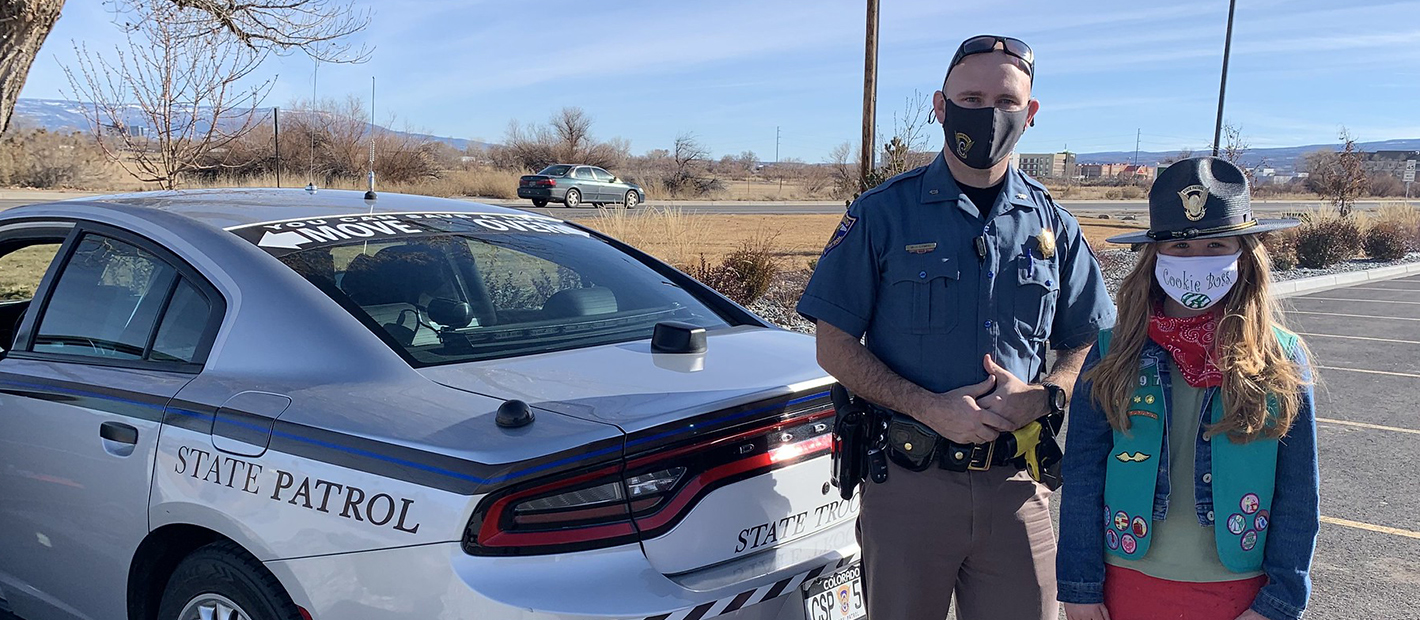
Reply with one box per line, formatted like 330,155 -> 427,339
801,562 -> 865,620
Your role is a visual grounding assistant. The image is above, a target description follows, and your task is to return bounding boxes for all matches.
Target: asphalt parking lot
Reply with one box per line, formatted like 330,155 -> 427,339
1278,273 -> 1420,618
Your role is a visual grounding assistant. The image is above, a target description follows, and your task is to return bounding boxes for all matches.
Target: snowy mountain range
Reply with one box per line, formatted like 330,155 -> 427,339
10,98 -> 490,151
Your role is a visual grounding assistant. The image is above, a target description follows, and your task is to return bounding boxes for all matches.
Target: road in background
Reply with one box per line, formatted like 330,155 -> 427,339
0,193 -> 1396,221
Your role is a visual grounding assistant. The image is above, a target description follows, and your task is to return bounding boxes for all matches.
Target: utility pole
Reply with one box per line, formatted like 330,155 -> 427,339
860,0 -> 880,191
1133,128 -> 1140,166
776,126 -> 782,194
1212,0 -> 1237,157
273,107 -> 280,188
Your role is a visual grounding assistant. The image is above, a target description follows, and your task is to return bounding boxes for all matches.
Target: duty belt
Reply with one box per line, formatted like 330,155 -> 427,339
885,412 -> 1018,472
883,410 -> 1064,490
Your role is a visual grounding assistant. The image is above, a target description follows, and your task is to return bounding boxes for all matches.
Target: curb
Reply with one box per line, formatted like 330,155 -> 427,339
1272,260 -> 1420,298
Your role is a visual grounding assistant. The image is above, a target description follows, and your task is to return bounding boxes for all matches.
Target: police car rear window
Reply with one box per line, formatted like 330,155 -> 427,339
230,212 -> 731,365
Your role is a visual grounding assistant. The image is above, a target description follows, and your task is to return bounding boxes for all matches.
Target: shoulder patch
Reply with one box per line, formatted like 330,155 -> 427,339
822,213 -> 858,256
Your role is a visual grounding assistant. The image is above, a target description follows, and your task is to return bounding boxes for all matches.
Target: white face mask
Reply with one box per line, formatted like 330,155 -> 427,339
1153,251 -> 1241,311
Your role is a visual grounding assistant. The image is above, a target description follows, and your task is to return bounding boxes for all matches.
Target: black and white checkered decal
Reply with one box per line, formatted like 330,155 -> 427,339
641,555 -> 858,620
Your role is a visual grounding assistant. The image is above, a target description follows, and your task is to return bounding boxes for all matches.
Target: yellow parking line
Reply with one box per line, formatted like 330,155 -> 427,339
1316,418 -> 1420,435
1291,311 -> 1420,322
1316,365 -> 1420,379
1321,516 -> 1420,540
1296,332 -> 1420,346
1301,297 -> 1420,305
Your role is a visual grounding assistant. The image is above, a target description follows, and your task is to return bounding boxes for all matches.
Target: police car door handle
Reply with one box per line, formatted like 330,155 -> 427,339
100,421 -> 138,446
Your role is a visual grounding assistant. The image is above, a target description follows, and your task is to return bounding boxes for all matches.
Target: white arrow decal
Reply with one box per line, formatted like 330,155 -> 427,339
258,230 -> 312,249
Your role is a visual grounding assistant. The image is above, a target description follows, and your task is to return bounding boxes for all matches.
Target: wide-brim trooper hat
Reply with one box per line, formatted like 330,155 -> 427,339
1107,156 -> 1299,245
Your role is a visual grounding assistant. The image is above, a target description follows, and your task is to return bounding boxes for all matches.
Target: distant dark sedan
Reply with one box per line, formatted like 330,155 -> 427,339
517,164 -> 645,209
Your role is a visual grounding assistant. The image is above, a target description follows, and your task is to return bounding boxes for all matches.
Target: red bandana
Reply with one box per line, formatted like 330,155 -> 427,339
1148,307 -> 1223,388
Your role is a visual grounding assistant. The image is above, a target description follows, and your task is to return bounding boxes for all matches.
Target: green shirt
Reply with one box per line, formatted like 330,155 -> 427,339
1105,358 -> 1265,582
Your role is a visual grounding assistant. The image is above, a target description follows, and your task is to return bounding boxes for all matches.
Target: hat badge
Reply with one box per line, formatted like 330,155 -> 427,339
955,132 -> 974,159
1179,185 -> 1209,222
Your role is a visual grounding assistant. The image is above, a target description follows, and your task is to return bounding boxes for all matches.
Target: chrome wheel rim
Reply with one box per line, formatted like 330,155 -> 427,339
178,594 -> 251,620
625,192 -> 637,208
566,190 -> 580,207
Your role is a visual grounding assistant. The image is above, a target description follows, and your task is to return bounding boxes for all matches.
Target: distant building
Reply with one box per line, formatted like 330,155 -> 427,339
1361,150 -> 1420,180
1018,152 -> 1077,179
1080,162 -> 1153,181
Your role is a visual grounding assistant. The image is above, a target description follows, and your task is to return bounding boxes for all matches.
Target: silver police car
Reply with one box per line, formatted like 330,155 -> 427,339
0,189 -> 862,620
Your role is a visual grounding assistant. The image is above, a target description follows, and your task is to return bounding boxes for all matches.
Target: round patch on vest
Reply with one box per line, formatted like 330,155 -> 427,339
1131,516 -> 1148,538
1104,505 -> 1111,525
1106,529 -> 1120,550
1114,511 -> 1129,531
1241,530 -> 1258,551
1227,513 -> 1247,535
1121,534 -> 1137,554
1255,513 -> 1269,531
1221,510 -> 1243,533
1241,493 -> 1260,514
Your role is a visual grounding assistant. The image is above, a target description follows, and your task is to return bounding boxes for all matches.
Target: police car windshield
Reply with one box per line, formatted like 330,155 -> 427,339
262,212 -> 731,366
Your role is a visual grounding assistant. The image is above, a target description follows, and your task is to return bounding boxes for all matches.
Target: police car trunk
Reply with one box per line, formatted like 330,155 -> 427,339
420,325 -> 856,577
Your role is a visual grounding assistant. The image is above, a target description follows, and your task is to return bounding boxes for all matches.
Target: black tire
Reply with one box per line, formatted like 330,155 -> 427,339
564,188 -> 581,208
623,190 -> 639,209
157,541 -> 302,620
531,199 -> 548,208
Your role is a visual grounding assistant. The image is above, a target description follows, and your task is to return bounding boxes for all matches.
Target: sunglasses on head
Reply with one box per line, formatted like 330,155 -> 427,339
948,35 -> 1034,78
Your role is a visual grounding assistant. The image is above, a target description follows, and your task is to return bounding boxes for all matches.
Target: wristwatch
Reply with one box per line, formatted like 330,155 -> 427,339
1041,381 -> 1067,416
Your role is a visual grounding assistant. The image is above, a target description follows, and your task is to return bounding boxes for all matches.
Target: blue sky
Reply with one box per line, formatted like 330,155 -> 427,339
19,0 -> 1420,161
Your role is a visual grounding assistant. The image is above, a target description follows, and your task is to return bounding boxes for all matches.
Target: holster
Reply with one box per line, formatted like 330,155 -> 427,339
830,384 -> 889,500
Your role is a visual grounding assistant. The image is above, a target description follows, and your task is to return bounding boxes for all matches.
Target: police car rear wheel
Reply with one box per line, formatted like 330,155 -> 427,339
158,541 -> 302,620
177,594 -> 251,620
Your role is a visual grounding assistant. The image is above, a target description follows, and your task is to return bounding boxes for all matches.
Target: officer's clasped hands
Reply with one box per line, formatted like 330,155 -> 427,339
977,354 -> 1050,432
913,373 -> 1009,445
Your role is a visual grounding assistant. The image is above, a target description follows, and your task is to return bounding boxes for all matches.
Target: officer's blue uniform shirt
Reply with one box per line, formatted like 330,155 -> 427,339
797,152 -> 1116,394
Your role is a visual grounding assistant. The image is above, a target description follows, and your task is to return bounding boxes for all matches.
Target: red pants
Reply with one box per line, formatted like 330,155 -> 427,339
1104,565 -> 1268,620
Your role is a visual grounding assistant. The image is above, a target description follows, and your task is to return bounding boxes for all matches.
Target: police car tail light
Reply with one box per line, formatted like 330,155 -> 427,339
464,394 -> 835,556
510,468 -> 685,526
620,408 -> 836,539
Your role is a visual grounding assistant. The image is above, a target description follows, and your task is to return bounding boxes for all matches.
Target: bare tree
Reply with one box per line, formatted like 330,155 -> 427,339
671,132 -> 710,192
494,108 -> 628,172
0,0 -> 367,137
879,91 -> 934,177
827,141 -> 857,199
1304,129 -> 1367,217
65,0 -> 276,188
550,107 -> 592,161
1220,122 -> 1266,186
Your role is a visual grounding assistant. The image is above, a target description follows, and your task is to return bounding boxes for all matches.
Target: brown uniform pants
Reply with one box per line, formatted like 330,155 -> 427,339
857,460 -> 1057,620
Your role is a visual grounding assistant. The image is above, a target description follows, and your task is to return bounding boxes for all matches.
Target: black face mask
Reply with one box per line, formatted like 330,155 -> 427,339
941,100 -> 1029,169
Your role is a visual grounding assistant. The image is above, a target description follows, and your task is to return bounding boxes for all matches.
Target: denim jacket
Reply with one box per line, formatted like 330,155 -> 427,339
1057,339 -> 1320,620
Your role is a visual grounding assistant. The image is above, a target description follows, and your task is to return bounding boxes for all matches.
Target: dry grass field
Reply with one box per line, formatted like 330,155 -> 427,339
581,210 -> 1148,268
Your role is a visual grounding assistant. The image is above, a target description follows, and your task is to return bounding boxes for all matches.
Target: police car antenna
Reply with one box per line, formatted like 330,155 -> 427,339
365,76 -> 378,202
305,59 -> 318,195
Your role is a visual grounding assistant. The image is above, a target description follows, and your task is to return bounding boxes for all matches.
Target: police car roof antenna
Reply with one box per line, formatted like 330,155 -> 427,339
305,59 -> 318,195
364,76 -> 378,202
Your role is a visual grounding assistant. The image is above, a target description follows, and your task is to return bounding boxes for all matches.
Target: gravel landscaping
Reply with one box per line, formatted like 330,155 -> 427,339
748,251 -> 1420,335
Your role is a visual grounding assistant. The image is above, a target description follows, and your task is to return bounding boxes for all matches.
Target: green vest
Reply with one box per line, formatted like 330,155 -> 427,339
1099,327 -> 1297,573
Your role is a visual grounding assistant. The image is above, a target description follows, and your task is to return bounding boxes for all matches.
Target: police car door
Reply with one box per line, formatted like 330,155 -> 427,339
0,224 -> 222,620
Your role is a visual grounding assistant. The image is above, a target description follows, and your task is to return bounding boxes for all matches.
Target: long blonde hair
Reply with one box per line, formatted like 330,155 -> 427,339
1084,235 -> 1308,442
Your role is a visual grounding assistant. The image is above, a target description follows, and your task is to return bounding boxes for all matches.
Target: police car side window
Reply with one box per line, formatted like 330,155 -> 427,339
0,239 -> 65,353
149,278 -> 211,363
30,234 -> 192,364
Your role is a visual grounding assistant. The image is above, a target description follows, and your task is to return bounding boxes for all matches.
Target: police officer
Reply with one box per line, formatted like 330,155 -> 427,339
797,35 -> 1116,619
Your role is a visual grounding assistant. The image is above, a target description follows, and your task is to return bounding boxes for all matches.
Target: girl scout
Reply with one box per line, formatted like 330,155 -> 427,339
1056,157 -> 1320,620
